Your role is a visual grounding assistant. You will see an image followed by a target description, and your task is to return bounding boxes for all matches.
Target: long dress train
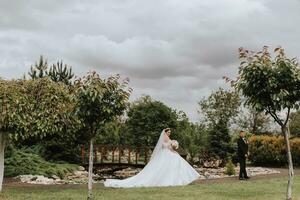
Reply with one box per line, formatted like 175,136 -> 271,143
104,139 -> 200,188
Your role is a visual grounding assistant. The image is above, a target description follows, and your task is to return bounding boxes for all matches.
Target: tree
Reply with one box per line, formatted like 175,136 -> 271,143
74,72 -> 131,200
47,61 -> 74,85
199,88 -> 240,160
29,56 -> 74,85
28,55 -> 48,79
0,78 -> 74,191
228,46 -> 300,200
125,96 -> 178,147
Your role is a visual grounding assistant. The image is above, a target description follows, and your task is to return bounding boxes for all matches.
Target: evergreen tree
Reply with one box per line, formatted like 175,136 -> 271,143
47,61 -> 74,85
28,55 -> 48,79
199,88 -> 240,160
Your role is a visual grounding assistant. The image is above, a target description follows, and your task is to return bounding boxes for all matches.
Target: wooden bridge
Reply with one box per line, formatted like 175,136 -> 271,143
81,145 -> 154,170
81,144 -> 187,170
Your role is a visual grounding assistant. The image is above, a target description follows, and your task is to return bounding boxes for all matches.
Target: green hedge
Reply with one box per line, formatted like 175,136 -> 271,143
248,135 -> 300,166
4,146 -> 79,178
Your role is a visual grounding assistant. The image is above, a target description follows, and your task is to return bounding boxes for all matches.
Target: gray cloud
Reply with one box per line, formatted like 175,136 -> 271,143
0,0 -> 300,121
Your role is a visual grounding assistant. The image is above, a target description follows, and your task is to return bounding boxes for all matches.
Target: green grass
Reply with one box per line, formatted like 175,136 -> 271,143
1,176 -> 300,200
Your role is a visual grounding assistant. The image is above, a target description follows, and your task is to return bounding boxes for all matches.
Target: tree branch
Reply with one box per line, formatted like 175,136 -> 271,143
267,106 -> 283,126
283,107 -> 291,127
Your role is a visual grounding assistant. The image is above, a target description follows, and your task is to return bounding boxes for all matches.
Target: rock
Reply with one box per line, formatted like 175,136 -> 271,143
18,175 -> 59,185
203,159 -> 222,168
78,166 -> 85,171
73,170 -> 88,177
51,175 -> 60,180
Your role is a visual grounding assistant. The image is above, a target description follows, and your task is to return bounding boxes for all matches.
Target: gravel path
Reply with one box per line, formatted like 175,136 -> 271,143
3,168 -> 299,188
193,168 -> 299,185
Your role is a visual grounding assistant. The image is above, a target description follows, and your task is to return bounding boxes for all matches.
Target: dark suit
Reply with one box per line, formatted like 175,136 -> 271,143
237,137 -> 249,179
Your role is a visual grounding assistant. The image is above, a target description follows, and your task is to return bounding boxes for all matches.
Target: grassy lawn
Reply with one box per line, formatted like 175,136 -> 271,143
1,176 -> 299,200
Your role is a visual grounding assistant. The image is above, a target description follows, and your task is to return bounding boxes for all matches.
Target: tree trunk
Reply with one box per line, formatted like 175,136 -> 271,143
0,132 -> 6,192
282,126 -> 294,200
87,138 -> 94,200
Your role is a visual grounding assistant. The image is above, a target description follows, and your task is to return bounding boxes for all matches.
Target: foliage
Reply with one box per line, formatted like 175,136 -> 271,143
199,88 -> 240,160
174,114 -> 202,160
74,72 -> 131,137
124,96 -> 207,160
225,159 -> 236,176
28,56 -> 48,79
47,61 -> 74,85
199,88 -> 240,126
289,111 -> 300,136
28,56 -> 74,85
248,135 -> 300,166
234,107 -> 272,135
95,119 -> 126,145
0,77 -> 76,192
4,145 -> 78,178
0,78 -> 75,140
125,96 -> 178,147
228,46 -> 300,199
228,46 -> 300,126
37,137 -> 82,163
207,122 -> 235,160
74,71 -> 131,199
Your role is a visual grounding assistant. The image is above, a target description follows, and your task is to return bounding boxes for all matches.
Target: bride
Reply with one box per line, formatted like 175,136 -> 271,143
104,128 -> 200,188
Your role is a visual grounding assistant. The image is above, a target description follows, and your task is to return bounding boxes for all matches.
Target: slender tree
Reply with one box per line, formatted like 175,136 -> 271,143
74,72 -> 131,200
227,46 -> 300,200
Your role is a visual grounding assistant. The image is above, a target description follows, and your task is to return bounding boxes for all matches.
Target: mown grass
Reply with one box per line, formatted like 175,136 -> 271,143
0,176 -> 299,200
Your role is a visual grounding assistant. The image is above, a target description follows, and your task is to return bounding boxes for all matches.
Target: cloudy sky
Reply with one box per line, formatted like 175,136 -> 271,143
0,0 -> 300,121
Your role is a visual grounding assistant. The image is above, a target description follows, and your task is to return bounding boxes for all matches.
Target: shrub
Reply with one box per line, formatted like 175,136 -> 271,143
4,146 -> 79,178
248,135 -> 300,166
225,159 -> 236,176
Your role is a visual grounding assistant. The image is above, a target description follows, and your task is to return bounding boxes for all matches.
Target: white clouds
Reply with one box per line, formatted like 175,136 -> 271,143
0,0 -> 300,121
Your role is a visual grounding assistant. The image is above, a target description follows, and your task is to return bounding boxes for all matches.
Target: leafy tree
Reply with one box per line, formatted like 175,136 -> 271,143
199,88 -> 240,160
125,96 -> 178,147
0,78 -> 74,191
74,72 -> 131,200
26,57 -> 77,162
289,111 -> 300,137
228,46 -> 300,200
47,61 -> 74,85
28,55 -> 48,79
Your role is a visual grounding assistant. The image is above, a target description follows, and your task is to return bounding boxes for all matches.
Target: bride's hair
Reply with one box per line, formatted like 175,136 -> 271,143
164,128 -> 171,133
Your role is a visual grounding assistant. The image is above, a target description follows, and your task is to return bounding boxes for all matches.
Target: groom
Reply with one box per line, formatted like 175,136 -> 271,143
237,130 -> 250,180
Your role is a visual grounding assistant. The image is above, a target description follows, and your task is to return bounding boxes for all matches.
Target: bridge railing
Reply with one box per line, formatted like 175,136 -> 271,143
81,145 -> 155,166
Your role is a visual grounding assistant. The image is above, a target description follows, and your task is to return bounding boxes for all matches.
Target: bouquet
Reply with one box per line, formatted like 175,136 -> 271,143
171,140 -> 179,150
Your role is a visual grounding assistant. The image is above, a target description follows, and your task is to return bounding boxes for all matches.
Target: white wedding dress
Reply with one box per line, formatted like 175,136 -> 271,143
104,130 -> 200,188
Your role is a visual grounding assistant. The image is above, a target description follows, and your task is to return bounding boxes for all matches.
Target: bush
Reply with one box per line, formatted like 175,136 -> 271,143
4,146 -> 79,178
248,135 -> 300,166
225,159 -> 236,176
